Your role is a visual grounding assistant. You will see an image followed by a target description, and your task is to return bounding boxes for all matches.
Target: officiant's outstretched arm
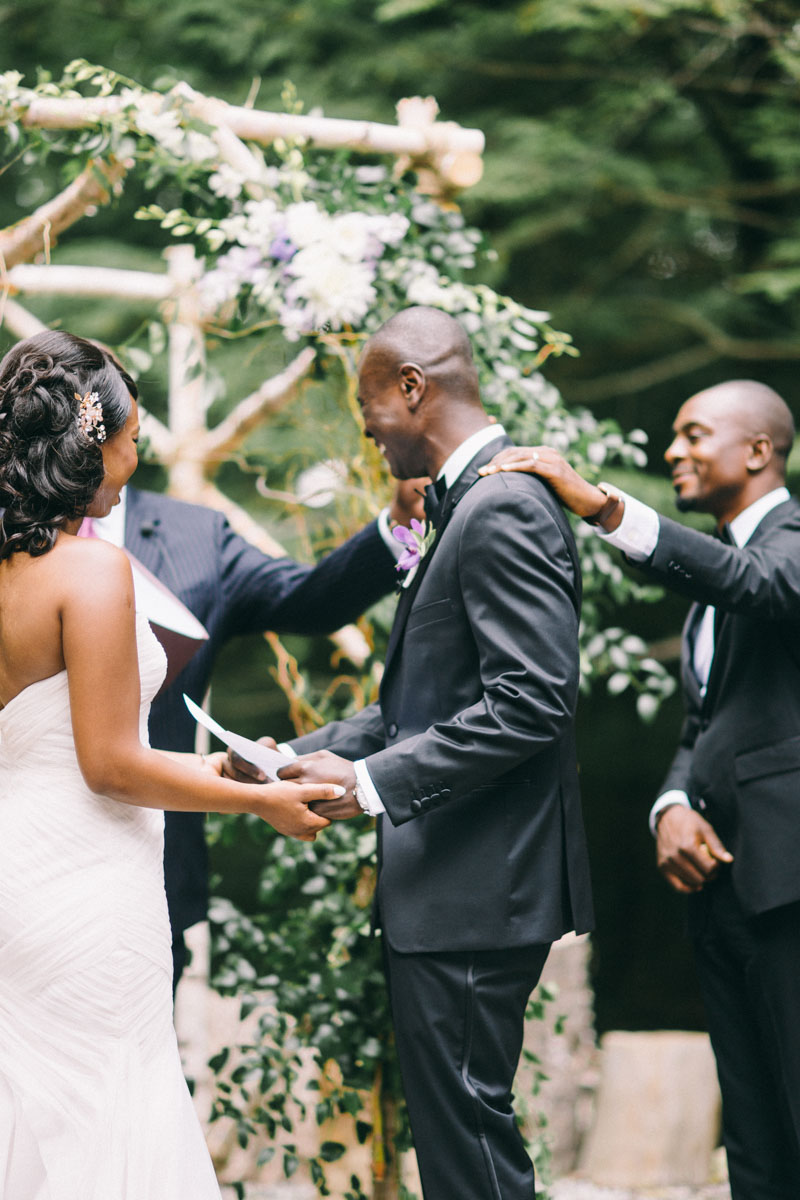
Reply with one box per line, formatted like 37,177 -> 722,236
483,380 -> 800,1200
249,306 -> 593,1200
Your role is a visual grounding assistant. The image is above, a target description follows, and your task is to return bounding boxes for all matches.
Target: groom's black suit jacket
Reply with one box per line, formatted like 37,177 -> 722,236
124,486 -> 397,937
291,437 -> 594,953
647,498 -> 800,916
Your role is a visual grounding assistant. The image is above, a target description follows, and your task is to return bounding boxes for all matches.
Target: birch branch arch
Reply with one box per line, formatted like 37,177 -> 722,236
1,73 -> 486,664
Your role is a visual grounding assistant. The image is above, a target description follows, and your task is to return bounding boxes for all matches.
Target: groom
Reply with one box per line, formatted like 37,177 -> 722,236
273,307 -> 594,1198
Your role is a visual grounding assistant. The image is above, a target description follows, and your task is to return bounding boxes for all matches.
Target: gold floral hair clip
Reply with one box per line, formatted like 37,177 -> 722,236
75,390 -> 106,444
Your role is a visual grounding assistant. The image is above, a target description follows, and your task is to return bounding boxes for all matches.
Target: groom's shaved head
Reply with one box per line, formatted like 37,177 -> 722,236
362,307 -> 481,404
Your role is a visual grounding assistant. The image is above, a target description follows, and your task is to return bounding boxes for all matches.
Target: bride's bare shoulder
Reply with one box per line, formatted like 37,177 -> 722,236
50,537 -> 134,607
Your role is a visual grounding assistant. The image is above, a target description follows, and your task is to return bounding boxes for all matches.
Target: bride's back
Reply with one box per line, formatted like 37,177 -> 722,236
0,329 -> 139,711
0,535 -> 124,710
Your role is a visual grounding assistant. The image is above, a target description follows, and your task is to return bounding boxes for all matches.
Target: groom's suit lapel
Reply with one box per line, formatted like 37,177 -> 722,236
382,435 -> 513,678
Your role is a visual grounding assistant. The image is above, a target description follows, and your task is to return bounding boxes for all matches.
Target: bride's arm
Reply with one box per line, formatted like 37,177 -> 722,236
60,541 -> 336,841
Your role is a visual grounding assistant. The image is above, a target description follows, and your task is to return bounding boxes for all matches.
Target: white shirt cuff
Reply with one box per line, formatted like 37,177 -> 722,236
595,489 -> 659,562
378,506 -> 404,561
649,790 -> 691,837
354,760 -> 386,815
277,743 -> 297,758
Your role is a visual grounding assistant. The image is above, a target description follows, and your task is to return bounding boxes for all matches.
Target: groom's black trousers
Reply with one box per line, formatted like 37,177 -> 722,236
383,939 -> 551,1200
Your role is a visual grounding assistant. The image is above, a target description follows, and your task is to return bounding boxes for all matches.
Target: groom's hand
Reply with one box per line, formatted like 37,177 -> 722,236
222,735 -> 278,783
279,751 -> 361,819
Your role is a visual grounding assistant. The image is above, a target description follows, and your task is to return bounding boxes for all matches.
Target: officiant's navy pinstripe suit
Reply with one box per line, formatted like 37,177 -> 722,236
123,486 -> 397,983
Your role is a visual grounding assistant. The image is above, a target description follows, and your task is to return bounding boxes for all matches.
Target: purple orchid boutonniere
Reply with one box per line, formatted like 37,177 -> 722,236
392,518 -> 436,583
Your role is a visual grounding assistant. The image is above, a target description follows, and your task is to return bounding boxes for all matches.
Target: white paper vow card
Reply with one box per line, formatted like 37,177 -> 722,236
128,555 -> 208,691
182,693 -> 294,781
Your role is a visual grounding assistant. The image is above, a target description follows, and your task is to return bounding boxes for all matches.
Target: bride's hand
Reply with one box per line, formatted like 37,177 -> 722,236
248,781 -> 342,841
199,751 -> 227,776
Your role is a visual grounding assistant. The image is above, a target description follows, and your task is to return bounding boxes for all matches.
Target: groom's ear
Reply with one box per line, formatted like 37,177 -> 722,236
398,362 -> 425,411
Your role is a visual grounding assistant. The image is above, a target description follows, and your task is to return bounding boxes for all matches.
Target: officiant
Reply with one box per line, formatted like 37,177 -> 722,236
90,480 -> 415,988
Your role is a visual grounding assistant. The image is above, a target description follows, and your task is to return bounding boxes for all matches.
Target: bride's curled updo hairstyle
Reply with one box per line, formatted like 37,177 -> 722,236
0,330 -> 137,560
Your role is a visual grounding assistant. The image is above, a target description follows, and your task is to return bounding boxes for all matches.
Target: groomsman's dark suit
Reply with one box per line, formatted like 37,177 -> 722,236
488,380 -> 800,1200
642,504 -> 800,1199
287,429 -> 594,1198
123,485 -> 398,984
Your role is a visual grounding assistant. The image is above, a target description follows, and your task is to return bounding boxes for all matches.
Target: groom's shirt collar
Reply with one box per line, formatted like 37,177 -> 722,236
437,424 -> 506,490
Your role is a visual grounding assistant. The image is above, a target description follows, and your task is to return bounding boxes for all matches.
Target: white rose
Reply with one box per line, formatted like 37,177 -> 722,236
284,202 -> 332,249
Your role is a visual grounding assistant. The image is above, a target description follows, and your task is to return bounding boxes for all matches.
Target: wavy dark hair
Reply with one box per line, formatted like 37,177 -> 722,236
0,330 -> 138,560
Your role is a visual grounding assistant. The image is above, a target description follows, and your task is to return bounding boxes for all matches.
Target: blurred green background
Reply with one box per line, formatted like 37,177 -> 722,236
3,0 -> 799,1034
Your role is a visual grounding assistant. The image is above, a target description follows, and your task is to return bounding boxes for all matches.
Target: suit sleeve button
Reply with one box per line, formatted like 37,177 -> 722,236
410,798 -> 422,813
387,723 -> 398,738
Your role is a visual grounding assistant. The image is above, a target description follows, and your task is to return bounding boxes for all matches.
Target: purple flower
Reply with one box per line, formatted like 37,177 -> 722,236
269,234 -> 296,262
392,518 -> 426,572
218,244 -> 264,281
396,546 -> 420,571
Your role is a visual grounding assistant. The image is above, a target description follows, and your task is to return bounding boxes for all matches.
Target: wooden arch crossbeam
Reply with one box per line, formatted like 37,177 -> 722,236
0,86 -> 484,664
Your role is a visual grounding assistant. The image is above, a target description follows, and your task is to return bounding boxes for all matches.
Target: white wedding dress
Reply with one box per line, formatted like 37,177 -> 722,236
0,612 -> 221,1200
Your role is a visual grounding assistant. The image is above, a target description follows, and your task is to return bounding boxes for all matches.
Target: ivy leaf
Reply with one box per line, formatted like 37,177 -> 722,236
319,1140 -> 347,1162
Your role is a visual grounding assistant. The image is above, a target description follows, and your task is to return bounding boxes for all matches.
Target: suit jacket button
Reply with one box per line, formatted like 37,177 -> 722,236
696,797 -> 707,811
387,723 -> 398,738
429,792 -> 440,805
410,798 -> 422,813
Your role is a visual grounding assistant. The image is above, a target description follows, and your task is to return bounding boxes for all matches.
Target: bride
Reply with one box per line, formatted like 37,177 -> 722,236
0,330 -> 342,1199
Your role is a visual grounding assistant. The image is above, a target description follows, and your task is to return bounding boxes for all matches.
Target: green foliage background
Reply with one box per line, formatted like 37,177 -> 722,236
3,0 -> 800,1038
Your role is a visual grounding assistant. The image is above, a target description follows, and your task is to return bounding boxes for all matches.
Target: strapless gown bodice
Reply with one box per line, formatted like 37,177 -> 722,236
0,612 -> 221,1200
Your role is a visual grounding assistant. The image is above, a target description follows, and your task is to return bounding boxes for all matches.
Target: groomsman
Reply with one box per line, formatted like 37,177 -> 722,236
93,481 -> 410,987
484,380 -> 800,1200
264,307 -> 594,1199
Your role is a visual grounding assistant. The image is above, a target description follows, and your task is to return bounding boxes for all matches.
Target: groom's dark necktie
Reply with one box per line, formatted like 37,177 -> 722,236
423,477 -> 447,528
